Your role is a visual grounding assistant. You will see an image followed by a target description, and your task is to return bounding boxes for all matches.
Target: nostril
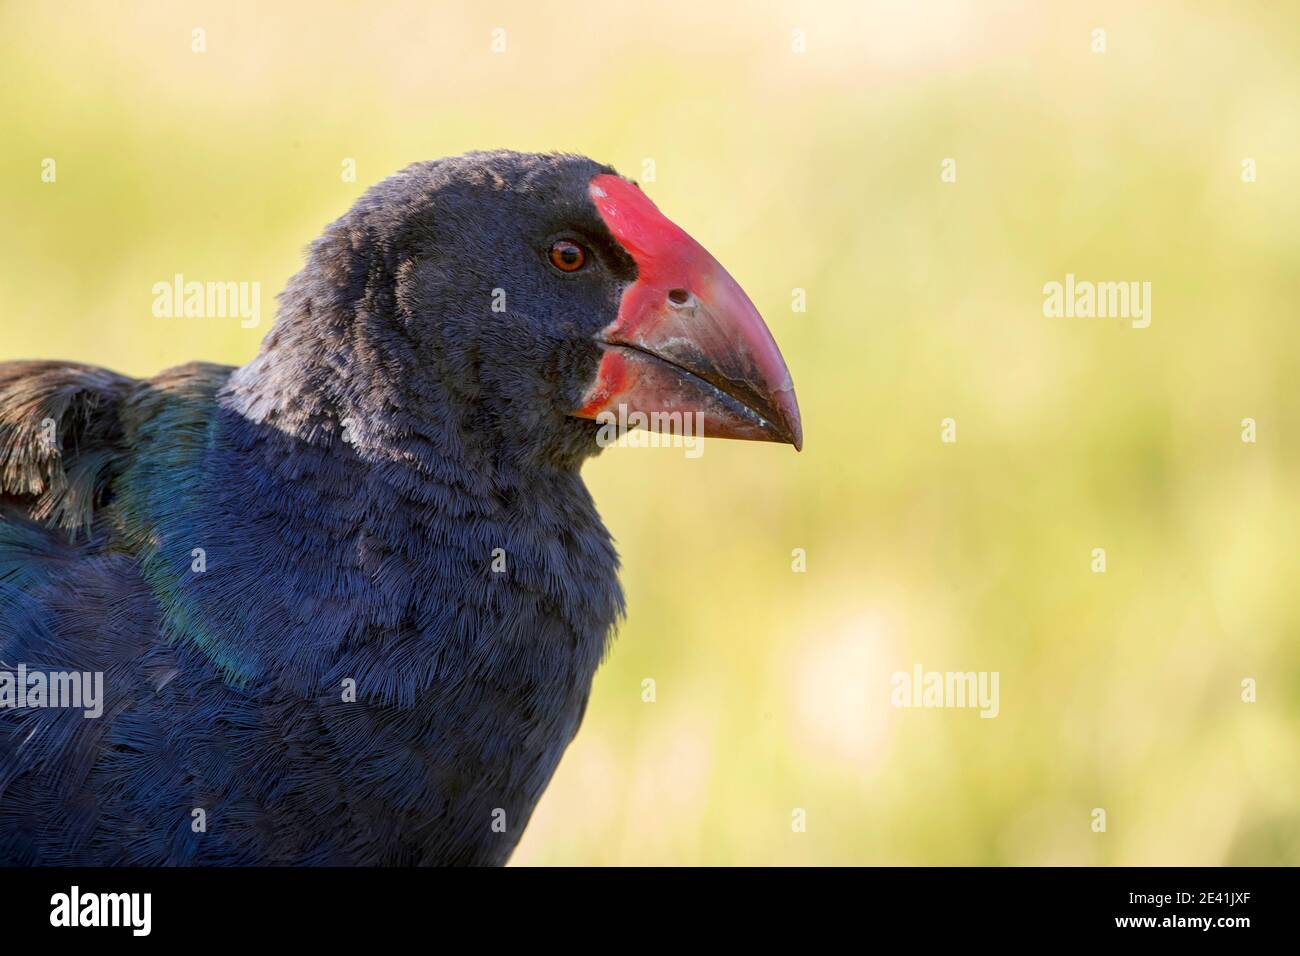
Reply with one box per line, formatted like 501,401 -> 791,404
668,288 -> 691,306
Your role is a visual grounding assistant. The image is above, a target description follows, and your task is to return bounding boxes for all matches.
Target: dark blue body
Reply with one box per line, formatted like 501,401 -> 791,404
0,154 -> 641,864
0,360 -> 621,864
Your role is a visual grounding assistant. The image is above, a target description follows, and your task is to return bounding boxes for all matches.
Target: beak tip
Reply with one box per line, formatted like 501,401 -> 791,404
778,412 -> 802,451
776,390 -> 802,451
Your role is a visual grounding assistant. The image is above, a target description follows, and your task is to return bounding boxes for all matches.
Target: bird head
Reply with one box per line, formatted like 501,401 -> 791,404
257,151 -> 801,468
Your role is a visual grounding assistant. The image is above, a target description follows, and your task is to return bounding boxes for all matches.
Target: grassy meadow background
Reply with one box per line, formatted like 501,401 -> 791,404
2,0 -> 1297,864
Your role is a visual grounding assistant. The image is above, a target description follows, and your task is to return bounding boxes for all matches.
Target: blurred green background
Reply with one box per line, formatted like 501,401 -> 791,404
2,0 -> 1297,865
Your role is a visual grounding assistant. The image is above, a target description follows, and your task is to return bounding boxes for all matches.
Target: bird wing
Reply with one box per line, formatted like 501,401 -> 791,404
0,360 -> 137,538
0,362 -> 145,858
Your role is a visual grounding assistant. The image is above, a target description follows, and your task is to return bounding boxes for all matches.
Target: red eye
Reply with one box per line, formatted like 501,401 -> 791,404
549,239 -> 587,272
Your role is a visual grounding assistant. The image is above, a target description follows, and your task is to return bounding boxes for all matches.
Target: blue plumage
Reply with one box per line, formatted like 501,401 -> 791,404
0,153 -> 625,864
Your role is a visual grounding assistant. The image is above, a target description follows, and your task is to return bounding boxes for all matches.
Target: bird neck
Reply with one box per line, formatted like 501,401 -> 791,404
133,360 -> 622,691
223,317 -> 589,487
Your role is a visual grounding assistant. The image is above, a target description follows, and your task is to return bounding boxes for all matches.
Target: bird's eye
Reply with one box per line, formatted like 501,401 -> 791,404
548,239 -> 587,273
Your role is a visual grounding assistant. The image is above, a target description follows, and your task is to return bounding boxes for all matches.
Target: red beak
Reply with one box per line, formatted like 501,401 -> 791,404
571,174 -> 802,450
